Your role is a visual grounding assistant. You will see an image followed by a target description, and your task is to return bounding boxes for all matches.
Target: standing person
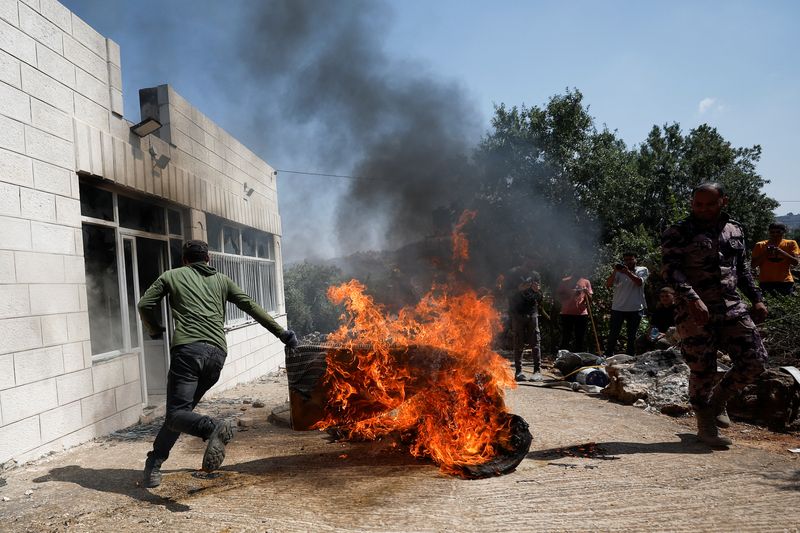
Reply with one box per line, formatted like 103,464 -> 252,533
604,252 -> 649,356
556,270 -> 593,353
661,182 -> 768,447
751,223 -> 800,296
137,240 -> 299,488
505,259 -> 544,382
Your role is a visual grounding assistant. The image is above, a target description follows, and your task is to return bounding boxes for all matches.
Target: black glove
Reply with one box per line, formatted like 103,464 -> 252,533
280,329 -> 299,349
149,326 -> 166,340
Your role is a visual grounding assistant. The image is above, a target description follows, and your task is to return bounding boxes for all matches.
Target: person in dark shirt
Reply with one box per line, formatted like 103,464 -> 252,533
504,260 -> 543,382
650,287 -> 677,333
636,287 -> 677,354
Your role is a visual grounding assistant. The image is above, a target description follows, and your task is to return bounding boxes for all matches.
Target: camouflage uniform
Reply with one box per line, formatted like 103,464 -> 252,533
661,213 -> 768,408
506,267 -> 543,374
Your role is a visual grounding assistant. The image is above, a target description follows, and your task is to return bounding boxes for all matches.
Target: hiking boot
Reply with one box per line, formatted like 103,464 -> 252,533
709,389 -> 732,428
695,408 -> 732,447
202,419 -> 234,472
143,456 -> 163,488
714,405 -> 731,428
515,372 -> 527,382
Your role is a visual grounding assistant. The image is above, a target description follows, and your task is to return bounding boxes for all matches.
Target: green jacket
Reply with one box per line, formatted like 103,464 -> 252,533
137,262 -> 285,352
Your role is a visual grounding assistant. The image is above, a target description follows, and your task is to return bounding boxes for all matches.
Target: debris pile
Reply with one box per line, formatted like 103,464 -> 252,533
603,349 -> 800,428
603,349 -> 691,416
728,368 -> 800,431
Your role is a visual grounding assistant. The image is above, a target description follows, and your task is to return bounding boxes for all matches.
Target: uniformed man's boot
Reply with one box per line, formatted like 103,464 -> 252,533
714,405 -> 731,428
709,389 -> 732,428
695,408 -> 732,447
143,454 -> 163,488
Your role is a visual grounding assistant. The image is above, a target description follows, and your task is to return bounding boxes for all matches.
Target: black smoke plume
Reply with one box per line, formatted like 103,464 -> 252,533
236,0 -> 482,258
64,0 -> 597,296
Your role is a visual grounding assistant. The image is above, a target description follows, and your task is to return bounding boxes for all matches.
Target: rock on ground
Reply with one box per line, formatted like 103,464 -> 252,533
604,349 -> 691,414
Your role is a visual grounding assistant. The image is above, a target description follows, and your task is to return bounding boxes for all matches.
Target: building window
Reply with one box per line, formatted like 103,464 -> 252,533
82,224 -> 123,354
118,195 -> 166,234
206,213 -> 279,325
80,179 -> 185,359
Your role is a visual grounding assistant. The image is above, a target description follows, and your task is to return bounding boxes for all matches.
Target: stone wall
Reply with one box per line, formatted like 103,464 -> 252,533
0,0 -> 286,466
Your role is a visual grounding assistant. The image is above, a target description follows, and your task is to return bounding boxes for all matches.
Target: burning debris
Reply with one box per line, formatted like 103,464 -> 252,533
285,213 -> 531,478
287,342 -> 531,478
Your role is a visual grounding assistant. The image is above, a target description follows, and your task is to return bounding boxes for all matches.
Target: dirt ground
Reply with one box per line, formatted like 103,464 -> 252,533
1,367 -> 798,533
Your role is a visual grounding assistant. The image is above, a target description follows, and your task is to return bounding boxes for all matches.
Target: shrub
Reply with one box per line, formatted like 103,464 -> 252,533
760,291 -> 800,365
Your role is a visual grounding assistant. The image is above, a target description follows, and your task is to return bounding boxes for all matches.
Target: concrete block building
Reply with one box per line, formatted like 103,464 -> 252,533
0,0 -> 287,465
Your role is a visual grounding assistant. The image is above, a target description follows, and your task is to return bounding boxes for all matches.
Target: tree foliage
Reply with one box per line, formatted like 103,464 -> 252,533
476,88 -> 779,268
468,89 -> 785,357
283,261 -> 344,336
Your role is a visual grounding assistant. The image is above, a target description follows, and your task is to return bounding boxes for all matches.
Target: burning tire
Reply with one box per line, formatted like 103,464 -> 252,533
286,343 -> 532,478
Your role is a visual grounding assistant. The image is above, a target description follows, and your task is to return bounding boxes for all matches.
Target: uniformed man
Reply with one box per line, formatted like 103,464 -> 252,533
504,259 -> 544,382
661,182 -> 768,447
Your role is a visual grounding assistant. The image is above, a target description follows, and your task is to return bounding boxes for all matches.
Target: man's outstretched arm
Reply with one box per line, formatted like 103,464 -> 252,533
224,276 -> 297,346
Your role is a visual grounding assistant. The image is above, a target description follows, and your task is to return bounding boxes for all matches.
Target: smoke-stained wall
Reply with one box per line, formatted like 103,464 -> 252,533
0,0 -> 286,465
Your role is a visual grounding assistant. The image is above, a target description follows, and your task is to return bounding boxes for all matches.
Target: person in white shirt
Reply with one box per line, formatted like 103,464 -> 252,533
604,252 -> 649,356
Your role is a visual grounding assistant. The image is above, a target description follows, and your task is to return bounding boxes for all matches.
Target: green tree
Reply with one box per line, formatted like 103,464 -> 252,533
638,123 -> 778,241
477,89 -> 595,218
283,261 -> 344,336
473,90 -> 780,354
636,123 -> 692,237
473,89 -> 609,281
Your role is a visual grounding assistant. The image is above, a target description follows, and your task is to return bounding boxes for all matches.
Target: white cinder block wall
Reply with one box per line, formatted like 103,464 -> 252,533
0,0 -> 286,466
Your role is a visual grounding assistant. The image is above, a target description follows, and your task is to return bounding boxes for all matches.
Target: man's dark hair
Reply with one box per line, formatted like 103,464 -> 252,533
659,286 -> 675,295
622,251 -> 637,258
768,222 -> 787,233
692,181 -> 726,198
182,240 -> 209,263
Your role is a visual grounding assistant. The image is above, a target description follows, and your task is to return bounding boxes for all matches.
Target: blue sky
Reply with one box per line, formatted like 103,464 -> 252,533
61,1 -> 800,260
384,1 -> 798,204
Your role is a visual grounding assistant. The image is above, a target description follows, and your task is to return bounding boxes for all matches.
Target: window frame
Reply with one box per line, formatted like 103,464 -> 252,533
205,213 -> 279,328
80,180 -> 186,361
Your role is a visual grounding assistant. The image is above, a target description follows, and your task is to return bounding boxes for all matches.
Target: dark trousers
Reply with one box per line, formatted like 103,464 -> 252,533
149,342 -> 226,464
759,281 -> 794,296
605,310 -> 643,356
560,314 -> 588,352
510,312 -> 541,373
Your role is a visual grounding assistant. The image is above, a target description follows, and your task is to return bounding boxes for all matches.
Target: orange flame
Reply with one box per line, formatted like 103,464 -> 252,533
315,210 -> 517,475
451,209 -> 477,272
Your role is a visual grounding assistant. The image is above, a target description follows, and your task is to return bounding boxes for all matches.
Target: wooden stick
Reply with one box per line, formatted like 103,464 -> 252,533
585,292 -> 603,355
